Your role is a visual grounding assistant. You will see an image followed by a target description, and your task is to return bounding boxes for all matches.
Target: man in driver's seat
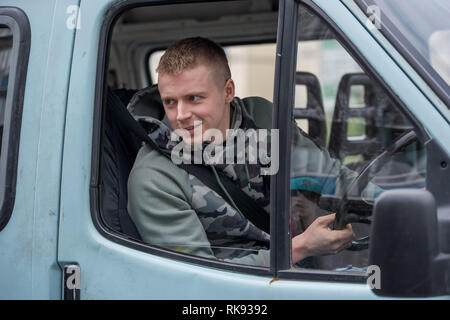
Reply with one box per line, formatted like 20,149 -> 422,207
127,37 -> 358,267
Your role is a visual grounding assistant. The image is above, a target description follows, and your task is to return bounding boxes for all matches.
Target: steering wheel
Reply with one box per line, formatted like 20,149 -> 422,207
333,130 -> 419,251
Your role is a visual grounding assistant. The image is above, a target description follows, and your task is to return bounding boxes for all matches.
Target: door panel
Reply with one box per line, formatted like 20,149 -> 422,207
57,0 -> 377,299
57,0 -> 450,299
0,0 -> 78,299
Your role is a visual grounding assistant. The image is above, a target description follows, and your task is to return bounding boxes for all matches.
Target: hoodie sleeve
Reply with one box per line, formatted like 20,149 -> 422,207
127,146 -> 270,267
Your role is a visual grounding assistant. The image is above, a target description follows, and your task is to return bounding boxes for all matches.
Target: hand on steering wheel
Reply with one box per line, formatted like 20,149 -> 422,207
333,130 -> 418,251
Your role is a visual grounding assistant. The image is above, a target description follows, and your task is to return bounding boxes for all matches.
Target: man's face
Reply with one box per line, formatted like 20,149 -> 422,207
158,63 -> 234,145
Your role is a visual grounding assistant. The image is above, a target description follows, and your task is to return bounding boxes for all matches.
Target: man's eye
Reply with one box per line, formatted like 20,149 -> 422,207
189,95 -> 200,102
164,99 -> 175,105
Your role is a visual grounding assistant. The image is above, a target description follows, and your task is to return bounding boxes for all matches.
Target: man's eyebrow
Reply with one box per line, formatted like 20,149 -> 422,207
184,91 -> 208,97
160,94 -> 174,101
160,91 -> 208,101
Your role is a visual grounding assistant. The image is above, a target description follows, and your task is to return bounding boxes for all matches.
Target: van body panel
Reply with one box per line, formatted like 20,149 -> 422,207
0,0 -> 447,299
0,0 -> 78,299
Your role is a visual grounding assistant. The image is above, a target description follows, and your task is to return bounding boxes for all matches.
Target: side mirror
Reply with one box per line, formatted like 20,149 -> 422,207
369,189 -> 450,297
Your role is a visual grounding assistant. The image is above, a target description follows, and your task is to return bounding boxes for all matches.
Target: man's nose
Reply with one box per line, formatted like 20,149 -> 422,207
176,101 -> 192,122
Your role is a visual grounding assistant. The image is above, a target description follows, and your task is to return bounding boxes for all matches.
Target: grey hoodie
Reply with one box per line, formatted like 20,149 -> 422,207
127,90 -> 377,267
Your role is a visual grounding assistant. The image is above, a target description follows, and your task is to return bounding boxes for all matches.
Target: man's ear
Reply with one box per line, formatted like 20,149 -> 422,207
224,78 -> 235,103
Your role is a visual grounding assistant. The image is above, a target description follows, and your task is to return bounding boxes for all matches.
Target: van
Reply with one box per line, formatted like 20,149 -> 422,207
0,0 -> 449,299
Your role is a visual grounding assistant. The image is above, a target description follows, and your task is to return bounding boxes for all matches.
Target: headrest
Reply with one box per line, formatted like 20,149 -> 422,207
126,84 -> 165,121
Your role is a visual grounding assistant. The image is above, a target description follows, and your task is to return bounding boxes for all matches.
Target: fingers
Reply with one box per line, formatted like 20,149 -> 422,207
338,239 -> 353,252
315,213 -> 336,226
318,213 -> 354,235
336,224 -> 355,242
302,213 -> 359,256
341,225 -> 354,240
329,223 -> 355,253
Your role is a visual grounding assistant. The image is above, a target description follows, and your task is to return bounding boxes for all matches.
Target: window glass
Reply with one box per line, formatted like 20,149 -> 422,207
429,30 -> 450,84
106,1 -> 279,268
0,11 -> 30,232
148,43 -> 276,102
357,0 -> 450,86
0,24 -> 14,230
355,0 -> 450,108
0,26 -> 12,156
290,5 -> 426,271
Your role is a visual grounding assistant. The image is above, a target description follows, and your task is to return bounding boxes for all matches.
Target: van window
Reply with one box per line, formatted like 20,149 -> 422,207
0,10 -> 31,231
0,27 -> 12,152
355,0 -> 450,108
289,4 -> 427,274
102,1 -> 278,271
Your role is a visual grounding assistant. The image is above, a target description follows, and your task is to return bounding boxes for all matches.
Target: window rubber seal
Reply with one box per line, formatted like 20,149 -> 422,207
91,0 -> 274,278
0,7 -> 31,232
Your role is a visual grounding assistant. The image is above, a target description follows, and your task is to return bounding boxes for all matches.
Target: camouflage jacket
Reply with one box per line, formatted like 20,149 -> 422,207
127,89 -> 376,267
128,95 -> 275,266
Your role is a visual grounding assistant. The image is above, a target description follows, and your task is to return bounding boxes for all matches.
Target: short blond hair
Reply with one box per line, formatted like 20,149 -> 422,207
156,37 -> 231,82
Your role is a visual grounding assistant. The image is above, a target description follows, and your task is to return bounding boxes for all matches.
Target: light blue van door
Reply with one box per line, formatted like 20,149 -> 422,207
57,0 -> 449,300
0,0 -> 78,299
58,0 -> 279,299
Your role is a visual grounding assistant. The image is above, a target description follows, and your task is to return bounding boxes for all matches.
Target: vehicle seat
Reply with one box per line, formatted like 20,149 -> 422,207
327,73 -> 424,187
328,73 -> 381,168
126,85 -> 165,120
293,71 -> 327,147
101,88 -> 143,240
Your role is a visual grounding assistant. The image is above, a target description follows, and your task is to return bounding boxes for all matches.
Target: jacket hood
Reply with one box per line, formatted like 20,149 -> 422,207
127,86 -> 269,169
128,86 -> 273,212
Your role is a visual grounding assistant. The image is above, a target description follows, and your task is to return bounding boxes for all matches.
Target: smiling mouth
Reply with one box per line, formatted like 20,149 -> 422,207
182,123 -> 202,131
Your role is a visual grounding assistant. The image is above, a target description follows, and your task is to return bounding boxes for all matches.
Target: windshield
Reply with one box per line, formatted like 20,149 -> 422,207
355,0 -> 450,107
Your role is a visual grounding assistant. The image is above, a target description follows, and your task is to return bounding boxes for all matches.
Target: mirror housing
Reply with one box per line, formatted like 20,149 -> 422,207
369,189 -> 450,297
